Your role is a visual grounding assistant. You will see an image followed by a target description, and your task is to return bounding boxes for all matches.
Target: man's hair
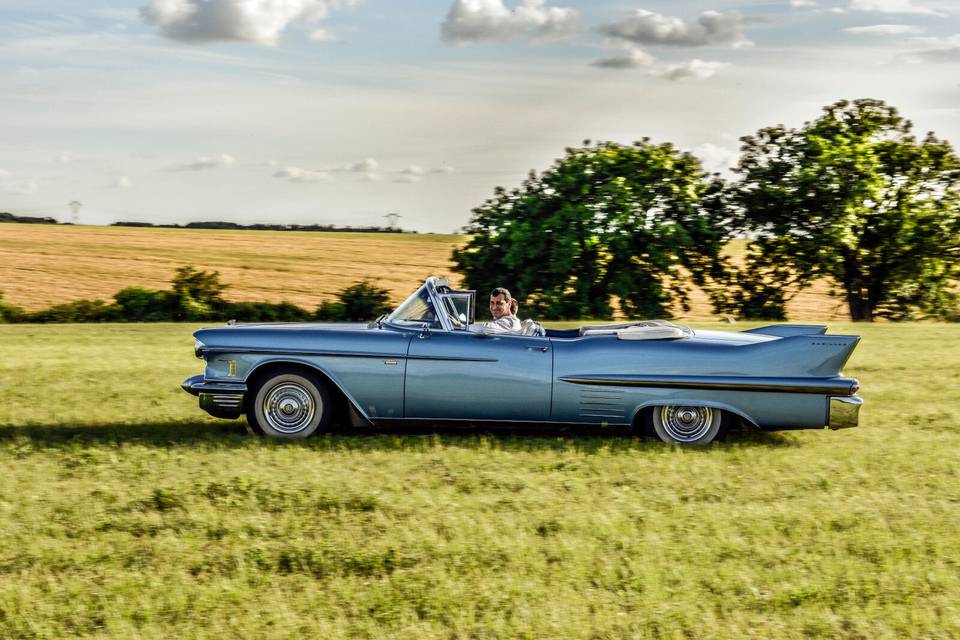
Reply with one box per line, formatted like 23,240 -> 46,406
490,287 -> 512,301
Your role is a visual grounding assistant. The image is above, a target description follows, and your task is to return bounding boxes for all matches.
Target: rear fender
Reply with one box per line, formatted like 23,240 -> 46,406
631,399 -> 756,429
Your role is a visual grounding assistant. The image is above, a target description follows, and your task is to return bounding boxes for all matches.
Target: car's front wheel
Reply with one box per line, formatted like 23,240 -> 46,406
651,405 -> 723,446
247,369 -> 332,438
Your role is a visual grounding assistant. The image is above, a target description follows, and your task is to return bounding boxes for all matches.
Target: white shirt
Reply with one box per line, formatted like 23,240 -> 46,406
470,314 -> 522,335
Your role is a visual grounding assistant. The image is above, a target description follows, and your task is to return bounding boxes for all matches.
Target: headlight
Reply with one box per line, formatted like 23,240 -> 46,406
194,339 -> 206,359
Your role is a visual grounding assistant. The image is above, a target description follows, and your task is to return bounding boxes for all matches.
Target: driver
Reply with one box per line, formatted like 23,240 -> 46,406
471,287 -> 522,334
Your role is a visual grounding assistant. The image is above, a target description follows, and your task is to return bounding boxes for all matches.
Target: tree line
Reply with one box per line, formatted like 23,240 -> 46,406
452,99 -> 960,321
0,267 -> 392,324
112,221 -> 413,233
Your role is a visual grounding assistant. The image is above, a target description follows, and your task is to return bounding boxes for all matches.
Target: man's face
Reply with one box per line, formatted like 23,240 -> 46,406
490,294 -> 510,320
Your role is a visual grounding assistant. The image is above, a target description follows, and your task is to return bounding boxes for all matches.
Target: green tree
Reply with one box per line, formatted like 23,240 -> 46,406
726,99 -> 960,321
113,286 -> 174,322
336,281 -> 391,321
170,266 -> 228,320
0,291 -> 26,323
453,140 -> 730,319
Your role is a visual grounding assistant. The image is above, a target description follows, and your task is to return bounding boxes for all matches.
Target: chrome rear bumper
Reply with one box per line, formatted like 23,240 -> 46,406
181,374 -> 247,419
828,395 -> 863,430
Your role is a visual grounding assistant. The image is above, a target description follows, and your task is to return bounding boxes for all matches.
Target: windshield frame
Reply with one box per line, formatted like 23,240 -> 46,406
384,277 -> 455,332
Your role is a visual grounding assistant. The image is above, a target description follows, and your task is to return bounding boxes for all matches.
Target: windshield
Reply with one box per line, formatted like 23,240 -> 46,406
386,286 -> 440,328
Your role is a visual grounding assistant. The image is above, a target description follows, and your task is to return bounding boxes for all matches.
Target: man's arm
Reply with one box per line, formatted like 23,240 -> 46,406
471,315 -> 522,335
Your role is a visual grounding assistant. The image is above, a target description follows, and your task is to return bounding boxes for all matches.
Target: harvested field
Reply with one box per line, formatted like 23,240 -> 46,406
0,223 -> 464,312
0,223 -> 848,320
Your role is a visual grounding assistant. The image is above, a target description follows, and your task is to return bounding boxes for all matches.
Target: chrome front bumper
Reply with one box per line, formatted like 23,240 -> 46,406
828,395 -> 863,430
181,374 -> 247,419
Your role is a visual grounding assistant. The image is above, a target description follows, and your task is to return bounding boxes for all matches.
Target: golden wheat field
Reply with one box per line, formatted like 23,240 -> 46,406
0,222 -> 847,320
0,223 -> 464,312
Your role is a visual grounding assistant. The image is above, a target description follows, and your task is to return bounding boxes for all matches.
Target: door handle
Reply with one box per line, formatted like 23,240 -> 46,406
527,346 -> 549,352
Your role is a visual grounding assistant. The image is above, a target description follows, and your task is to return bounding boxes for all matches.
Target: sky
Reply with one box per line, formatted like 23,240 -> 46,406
1,0 -> 958,233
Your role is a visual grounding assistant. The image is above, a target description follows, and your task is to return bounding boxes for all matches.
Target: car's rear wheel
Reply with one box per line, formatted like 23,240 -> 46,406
651,405 -> 723,446
247,369 -> 331,438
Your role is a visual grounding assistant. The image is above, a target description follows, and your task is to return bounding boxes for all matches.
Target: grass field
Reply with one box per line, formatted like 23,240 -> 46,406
0,223 -> 848,320
1,322 -> 958,638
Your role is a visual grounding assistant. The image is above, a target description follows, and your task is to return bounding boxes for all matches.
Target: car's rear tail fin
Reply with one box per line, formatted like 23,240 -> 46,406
749,334 -> 860,377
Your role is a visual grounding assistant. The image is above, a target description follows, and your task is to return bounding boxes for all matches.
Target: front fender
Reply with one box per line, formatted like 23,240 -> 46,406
245,356 -> 375,422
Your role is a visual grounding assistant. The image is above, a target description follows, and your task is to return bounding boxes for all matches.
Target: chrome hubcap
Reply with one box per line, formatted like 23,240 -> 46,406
263,383 -> 316,434
660,406 -> 714,443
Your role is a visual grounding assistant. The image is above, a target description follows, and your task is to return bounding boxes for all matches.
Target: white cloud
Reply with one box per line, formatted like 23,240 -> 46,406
401,165 -> 426,176
308,28 -> 337,42
843,23 -> 925,34
790,0 -> 817,6
907,34 -> 960,46
430,165 -> 456,174
901,34 -> 960,61
393,174 -> 423,183
692,143 -> 739,173
338,157 -> 379,172
655,59 -> 728,81
140,0 -> 351,46
173,154 -> 236,170
56,151 -> 72,164
272,166 -> 329,182
590,46 -> 655,69
112,176 -> 132,188
598,10 -> 753,48
848,0 -> 944,16
441,0 -> 579,45
0,174 -> 40,195
911,46 -> 960,62
361,172 -> 383,181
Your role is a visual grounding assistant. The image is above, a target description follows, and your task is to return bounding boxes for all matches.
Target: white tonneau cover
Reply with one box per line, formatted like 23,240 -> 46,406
579,320 -> 692,340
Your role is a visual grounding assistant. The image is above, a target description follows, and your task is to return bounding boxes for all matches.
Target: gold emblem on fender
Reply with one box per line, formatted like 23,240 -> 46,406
226,359 -> 237,377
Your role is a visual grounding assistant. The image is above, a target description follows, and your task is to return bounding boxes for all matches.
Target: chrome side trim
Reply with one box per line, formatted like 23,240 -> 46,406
372,417 -> 632,427
560,374 -> 859,396
199,347 -> 497,363
828,395 -> 863,430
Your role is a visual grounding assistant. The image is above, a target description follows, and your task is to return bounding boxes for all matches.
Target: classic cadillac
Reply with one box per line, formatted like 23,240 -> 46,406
182,277 -> 862,445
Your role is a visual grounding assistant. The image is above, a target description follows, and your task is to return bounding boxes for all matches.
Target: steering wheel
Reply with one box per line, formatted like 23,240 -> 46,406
446,311 -> 464,329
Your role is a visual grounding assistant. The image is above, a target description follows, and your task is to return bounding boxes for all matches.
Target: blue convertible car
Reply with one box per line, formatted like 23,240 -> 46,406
182,277 -> 862,445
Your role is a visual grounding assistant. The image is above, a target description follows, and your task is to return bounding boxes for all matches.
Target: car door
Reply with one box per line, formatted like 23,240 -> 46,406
404,330 -> 552,421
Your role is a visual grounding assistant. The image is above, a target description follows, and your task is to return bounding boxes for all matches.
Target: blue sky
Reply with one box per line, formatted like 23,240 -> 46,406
1,0 -> 958,231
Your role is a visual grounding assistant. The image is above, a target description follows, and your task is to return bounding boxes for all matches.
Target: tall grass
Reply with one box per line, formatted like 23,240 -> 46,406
1,323 -> 958,638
